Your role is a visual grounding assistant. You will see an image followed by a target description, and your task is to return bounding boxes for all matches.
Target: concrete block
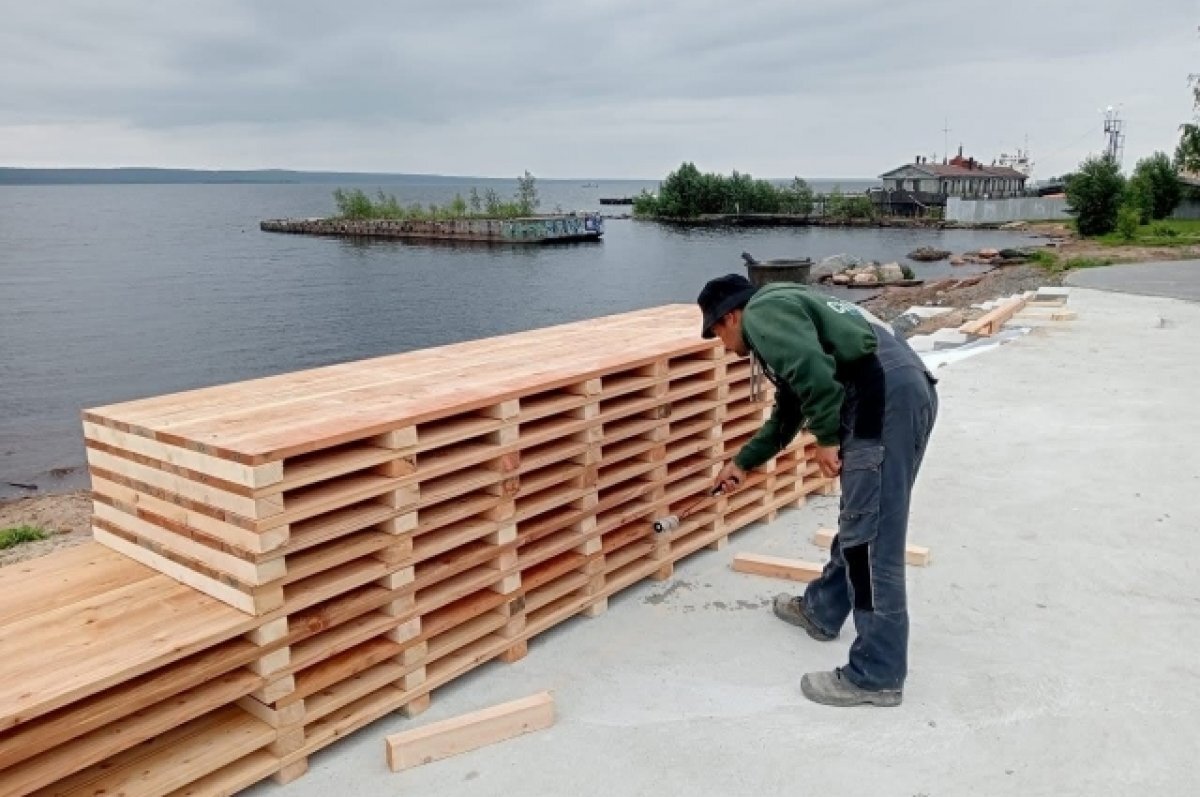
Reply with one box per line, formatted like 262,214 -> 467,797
906,335 -> 937,353
906,306 -> 955,320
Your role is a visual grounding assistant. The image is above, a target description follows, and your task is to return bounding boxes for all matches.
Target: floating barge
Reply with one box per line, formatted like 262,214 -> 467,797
260,213 -> 604,244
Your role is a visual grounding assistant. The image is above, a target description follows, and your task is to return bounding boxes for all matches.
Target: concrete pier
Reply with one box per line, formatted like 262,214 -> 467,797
260,213 -> 604,244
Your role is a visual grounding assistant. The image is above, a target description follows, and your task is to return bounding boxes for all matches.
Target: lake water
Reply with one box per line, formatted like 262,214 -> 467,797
0,179 -> 1036,497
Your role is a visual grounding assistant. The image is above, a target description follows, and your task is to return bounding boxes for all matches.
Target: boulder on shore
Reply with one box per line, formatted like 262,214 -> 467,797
907,246 -> 951,262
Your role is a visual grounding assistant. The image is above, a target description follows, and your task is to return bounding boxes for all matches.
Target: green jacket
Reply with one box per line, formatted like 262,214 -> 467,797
733,283 -> 877,470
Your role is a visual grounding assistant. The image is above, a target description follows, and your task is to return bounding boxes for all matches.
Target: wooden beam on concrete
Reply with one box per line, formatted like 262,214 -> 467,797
812,528 -> 931,567
385,691 -> 555,772
730,553 -> 822,583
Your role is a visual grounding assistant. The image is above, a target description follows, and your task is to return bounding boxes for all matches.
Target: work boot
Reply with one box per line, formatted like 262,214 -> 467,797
772,594 -> 837,641
800,668 -> 902,707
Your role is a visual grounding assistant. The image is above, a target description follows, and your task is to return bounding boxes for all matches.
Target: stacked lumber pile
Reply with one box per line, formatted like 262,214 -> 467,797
0,305 -> 830,795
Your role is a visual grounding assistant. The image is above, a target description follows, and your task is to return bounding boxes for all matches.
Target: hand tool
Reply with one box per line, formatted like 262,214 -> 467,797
652,485 -> 725,533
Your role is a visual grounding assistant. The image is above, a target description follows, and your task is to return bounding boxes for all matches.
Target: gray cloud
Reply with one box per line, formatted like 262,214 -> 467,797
0,0 -> 1194,176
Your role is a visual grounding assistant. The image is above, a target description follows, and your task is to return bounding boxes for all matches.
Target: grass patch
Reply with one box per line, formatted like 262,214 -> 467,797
1096,218 -> 1200,247
1029,250 -> 1114,275
0,525 -> 48,550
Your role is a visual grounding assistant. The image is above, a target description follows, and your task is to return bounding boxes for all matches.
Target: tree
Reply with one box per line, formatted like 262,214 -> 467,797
1127,152 -> 1182,221
468,187 -> 482,214
516,171 -> 540,215
1066,156 -> 1126,236
780,177 -> 814,215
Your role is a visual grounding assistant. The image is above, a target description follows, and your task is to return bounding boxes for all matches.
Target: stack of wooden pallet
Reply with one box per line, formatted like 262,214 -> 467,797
0,304 -> 831,795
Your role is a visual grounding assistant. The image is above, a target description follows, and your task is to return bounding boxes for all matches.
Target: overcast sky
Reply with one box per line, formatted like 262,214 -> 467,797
1,0 -> 1196,179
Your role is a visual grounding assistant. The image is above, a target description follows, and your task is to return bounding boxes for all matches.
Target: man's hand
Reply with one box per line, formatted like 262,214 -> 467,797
814,445 -> 841,478
714,461 -> 746,494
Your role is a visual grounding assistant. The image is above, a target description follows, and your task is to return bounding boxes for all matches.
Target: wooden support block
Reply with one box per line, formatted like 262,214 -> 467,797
500,640 -> 528,663
651,562 -> 674,581
251,674 -> 296,704
582,597 -> 608,618
401,693 -> 431,719
247,647 -> 291,677
731,553 -> 823,583
274,758 -> 309,785
905,545 -> 932,567
385,691 -> 555,772
1052,310 -> 1078,321
237,696 -> 306,728
706,535 -> 729,551
376,566 -> 415,590
245,617 -> 289,646
269,726 -> 306,756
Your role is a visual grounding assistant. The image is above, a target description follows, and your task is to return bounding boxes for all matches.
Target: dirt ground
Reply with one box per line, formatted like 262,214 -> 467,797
0,492 -> 93,568
861,263 -> 1063,329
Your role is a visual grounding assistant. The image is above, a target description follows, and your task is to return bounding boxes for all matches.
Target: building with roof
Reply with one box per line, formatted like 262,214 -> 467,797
871,147 -> 1030,216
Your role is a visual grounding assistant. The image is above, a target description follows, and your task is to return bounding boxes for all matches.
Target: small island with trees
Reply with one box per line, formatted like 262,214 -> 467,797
261,172 -> 604,244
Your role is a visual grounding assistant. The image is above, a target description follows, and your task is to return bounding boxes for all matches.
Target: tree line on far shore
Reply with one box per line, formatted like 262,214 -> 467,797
631,162 -> 876,221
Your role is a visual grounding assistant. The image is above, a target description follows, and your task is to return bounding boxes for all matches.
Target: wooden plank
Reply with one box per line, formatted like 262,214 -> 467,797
0,543 -> 155,627
281,531 -> 397,586
385,692 -> 555,772
731,553 -> 823,583
281,502 -> 399,557
91,500 -> 284,586
86,445 -> 283,519
90,474 -> 288,555
283,558 -> 396,614
287,636 -> 404,706
812,528 -> 931,566
0,574 -> 258,731
27,706 -> 274,797
287,612 -> 406,677
0,637 -> 264,771
162,750 -> 281,797
276,442 -> 404,493
82,420 -> 283,489
92,527 -> 279,614
302,659 -> 408,725
3,669 -> 262,796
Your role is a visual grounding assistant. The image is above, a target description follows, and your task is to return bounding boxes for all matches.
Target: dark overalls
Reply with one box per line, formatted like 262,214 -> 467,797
799,324 -> 938,690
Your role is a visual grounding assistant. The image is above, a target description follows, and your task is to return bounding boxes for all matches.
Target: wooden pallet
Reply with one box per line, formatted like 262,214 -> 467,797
4,303 -> 843,794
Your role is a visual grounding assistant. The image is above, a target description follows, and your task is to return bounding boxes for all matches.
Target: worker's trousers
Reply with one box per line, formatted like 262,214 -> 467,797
802,326 -> 938,691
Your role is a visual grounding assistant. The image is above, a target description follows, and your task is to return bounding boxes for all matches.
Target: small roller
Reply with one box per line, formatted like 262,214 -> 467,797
652,486 -> 724,533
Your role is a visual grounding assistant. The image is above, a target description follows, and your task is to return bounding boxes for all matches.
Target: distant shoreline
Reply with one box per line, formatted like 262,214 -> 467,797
0,167 -> 876,187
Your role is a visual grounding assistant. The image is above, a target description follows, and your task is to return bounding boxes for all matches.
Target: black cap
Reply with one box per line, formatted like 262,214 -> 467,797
697,274 -> 757,339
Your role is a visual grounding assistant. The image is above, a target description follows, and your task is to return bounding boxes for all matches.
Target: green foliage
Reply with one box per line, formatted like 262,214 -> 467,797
633,162 -> 817,218
779,177 -> 814,215
823,187 -> 875,221
1176,122 -> 1200,173
0,526 -> 47,550
332,173 -> 542,221
1127,152 -> 1182,221
1116,205 -> 1141,241
1096,217 -> 1200,246
1063,256 -> 1114,270
516,170 -> 540,215
1066,156 -> 1126,236
1030,249 -> 1061,272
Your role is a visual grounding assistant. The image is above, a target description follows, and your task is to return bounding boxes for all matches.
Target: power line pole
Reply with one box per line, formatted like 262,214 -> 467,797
1103,106 -> 1125,166
942,118 -> 951,163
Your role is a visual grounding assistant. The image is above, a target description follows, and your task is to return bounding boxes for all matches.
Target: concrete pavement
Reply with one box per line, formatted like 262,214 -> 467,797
1066,259 -> 1200,301
251,286 -> 1200,797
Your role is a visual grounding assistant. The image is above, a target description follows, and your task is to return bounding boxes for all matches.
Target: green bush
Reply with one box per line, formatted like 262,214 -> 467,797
1066,156 -> 1126,236
332,174 -> 542,221
634,162 -> 816,218
0,526 -> 47,550
1150,223 -> 1180,238
1116,205 -> 1141,241
1128,152 -> 1182,221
